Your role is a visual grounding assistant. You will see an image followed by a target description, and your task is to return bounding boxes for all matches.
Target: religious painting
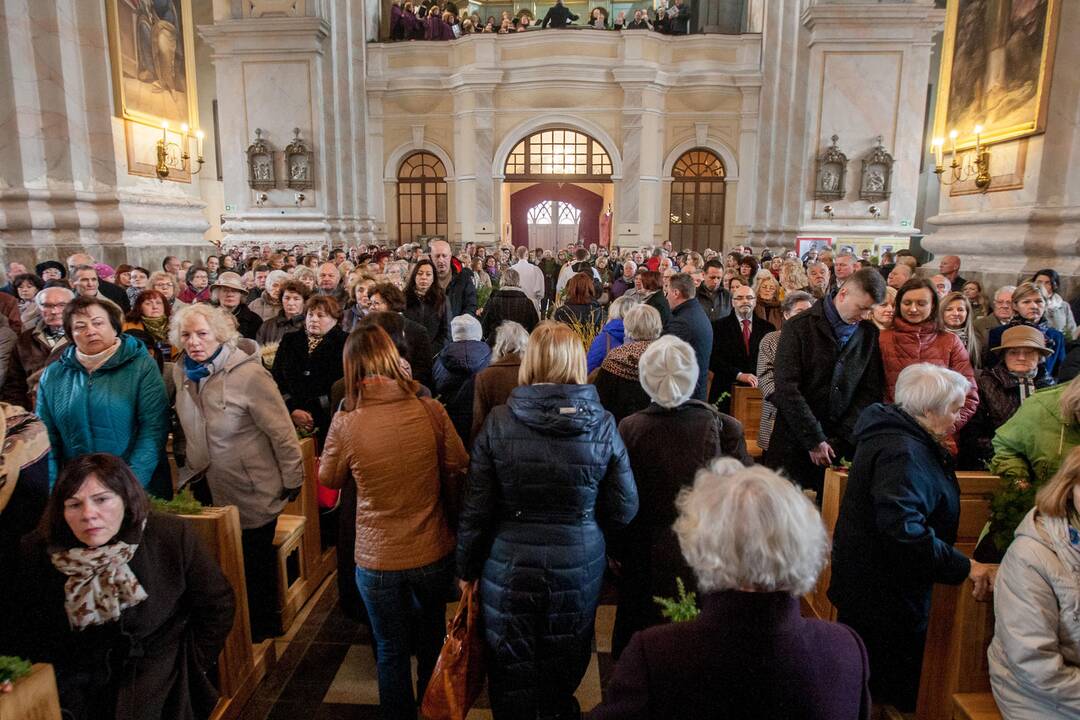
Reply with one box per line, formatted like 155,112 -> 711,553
106,0 -> 199,130
934,0 -> 1060,150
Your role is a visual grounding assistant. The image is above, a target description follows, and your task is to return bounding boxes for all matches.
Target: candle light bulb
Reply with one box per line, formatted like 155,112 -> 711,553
181,123 -> 189,134
973,124 -> 983,135
932,138 -> 944,148
948,129 -> 958,140
162,120 -> 168,129
196,130 -> 205,140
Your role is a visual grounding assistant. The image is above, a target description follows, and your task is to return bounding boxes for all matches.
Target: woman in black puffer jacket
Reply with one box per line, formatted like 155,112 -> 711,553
456,321 -> 639,720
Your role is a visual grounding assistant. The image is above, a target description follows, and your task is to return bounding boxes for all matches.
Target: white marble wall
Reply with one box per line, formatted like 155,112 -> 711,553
749,0 -> 943,250
199,0 -> 376,249
0,0 -> 210,264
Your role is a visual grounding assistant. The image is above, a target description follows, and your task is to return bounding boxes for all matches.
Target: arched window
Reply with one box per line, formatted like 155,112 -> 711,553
669,149 -> 726,252
505,129 -> 612,180
397,152 -> 448,245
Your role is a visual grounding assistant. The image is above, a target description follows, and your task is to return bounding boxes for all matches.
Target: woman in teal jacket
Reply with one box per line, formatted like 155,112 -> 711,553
36,296 -> 170,496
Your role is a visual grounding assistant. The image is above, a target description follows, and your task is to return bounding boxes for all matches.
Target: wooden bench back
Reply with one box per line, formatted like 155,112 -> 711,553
730,385 -> 764,457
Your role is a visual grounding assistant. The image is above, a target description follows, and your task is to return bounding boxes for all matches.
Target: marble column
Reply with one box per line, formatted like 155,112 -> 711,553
0,0 -> 209,266
199,0 -> 376,249
613,74 -> 665,248
450,82 -> 498,248
923,0 -> 1080,287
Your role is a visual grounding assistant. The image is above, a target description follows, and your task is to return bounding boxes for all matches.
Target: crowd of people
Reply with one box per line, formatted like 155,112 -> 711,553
387,0 -> 692,40
0,237 -> 1078,719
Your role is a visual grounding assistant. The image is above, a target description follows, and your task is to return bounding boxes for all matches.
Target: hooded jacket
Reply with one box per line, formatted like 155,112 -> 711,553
990,382 -> 1080,491
455,383 -> 638,713
173,340 -> 304,529
36,334 -> 169,494
587,317 -> 626,374
829,403 -> 970,631
879,316 -> 979,431
433,339 -> 492,443
989,508 -> 1080,719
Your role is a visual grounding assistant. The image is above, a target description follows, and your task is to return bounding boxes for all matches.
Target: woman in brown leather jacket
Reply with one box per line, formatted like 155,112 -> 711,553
319,325 -> 468,720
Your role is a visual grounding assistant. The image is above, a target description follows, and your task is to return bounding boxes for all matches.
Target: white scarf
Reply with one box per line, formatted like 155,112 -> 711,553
50,540 -> 149,629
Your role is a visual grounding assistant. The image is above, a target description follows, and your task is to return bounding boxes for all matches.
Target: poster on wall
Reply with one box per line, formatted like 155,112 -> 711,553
106,0 -> 199,130
795,236 -> 833,259
934,0 -> 1060,150
834,238 -> 878,259
874,237 -> 911,257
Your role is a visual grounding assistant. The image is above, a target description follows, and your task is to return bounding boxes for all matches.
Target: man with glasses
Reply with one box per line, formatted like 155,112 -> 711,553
975,285 -> 1016,356
1,287 -> 74,408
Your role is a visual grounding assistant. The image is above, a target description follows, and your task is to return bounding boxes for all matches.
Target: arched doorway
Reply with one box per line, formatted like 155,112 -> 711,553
397,151 -> 448,245
503,128 -> 614,249
669,149 -> 726,252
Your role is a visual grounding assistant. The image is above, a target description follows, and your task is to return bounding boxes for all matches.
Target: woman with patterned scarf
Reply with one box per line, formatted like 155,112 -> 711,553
593,304 -> 663,423
123,288 -> 177,361
989,446 -> 1080,718
4,453 -> 234,720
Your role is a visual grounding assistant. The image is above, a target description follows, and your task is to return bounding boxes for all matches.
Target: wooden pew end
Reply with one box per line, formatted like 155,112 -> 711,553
952,693 -> 1002,720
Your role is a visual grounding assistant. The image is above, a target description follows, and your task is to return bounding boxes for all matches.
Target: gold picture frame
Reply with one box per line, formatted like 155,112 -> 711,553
933,0 -> 1060,151
105,0 -> 199,133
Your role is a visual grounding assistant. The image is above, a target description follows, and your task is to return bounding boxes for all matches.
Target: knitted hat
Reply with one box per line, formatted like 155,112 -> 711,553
638,335 -> 698,409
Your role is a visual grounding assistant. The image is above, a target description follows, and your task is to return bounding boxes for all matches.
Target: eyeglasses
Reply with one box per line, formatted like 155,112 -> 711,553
41,303 -> 68,310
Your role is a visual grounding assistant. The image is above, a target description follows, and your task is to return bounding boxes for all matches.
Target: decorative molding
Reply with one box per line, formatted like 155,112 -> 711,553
491,115 -> 624,181
383,140 -> 456,182
242,0 -> 307,18
660,136 -> 740,182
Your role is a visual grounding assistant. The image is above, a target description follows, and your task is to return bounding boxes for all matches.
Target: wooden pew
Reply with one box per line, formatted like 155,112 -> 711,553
273,437 -> 337,635
952,693 -> 1002,720
917,473 -> 999,720
180,505 -> 274,720
0,663 -> 61,720
803,467 -> 847,621
729,385 -> 763,459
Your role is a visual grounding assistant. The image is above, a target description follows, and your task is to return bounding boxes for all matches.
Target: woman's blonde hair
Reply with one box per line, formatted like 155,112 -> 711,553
169,303 -> 240,349
938,291 -> 980,367
519,321 -> 587,386
779,260 -> 807,290
1036,446 -> 1080,518
1011,281 -> 1048,309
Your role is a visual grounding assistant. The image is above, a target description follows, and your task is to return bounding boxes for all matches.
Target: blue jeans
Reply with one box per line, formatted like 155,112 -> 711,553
355,555 -> 453,720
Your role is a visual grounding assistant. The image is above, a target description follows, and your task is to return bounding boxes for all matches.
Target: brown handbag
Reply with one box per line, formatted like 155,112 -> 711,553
420,580 -> 486,720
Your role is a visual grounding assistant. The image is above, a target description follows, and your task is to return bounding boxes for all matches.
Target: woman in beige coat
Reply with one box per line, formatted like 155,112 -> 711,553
171,303 -> 303,641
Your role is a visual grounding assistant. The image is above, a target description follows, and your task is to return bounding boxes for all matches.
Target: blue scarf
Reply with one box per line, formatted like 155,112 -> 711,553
823,292 -> 858,348
183,346 -> 224,383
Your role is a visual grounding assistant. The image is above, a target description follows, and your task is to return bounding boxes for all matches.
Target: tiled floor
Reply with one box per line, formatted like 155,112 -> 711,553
238,574 -> 617,719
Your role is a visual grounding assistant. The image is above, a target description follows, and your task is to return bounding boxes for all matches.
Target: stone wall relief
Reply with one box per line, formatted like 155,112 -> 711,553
247,129 -> 276,191
814,134 -> 847,201
246,127 -> 316,204
859,136 -> 893,203
285,128 -> 314,191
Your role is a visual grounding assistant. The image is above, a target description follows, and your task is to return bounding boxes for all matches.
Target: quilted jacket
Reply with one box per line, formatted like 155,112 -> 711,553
455,383 -> 638,715
36,334 -> 169,494
879,316 -> 979,430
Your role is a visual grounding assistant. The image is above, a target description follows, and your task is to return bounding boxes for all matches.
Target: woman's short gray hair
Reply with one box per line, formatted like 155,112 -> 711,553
894,363 -> 971,418
169,303 -> 240,348
622,304 -> 662,342
674,458 -> 828,596
292,266 -> 316,284
265,270 -> 290,293
492,320 -> 529,362
451,313 -> 482,342
500,267 -> 520,288
606,294 -> 638,321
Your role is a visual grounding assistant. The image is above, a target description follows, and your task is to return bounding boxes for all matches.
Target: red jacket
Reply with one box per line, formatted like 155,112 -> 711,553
879,317 -> 979,431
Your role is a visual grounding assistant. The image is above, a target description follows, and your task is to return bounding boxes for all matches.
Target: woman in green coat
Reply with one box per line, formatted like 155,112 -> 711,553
984,380 -> 1080,556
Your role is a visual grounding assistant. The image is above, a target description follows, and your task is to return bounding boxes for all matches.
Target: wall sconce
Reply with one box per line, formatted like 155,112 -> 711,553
294,192 -> 306,206
931,125 -> 991,192
255,192 -> 268,207
868,205 -> 881,218
822,204 -> 834,220
156,121 -> 205,180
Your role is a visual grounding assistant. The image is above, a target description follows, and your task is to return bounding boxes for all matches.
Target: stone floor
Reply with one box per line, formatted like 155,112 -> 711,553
238,574 -> 618,719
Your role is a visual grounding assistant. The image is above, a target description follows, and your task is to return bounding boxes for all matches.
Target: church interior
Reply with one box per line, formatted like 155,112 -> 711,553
2,0 -> 1079,719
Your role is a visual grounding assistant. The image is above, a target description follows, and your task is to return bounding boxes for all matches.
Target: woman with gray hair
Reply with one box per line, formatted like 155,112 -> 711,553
594,458 -> 871,718
480,267 -> 539,344
830,362 -> 995,712
171,303 -> 304,640
471,320 -> 529,442
587,294 -> 638,374
610,335 -> 750,659
248,269 -> 290,321
594,304 -> 663,423
433,314 -> 492,443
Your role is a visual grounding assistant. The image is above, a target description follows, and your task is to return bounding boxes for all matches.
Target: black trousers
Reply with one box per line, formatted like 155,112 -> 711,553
837,610 -> 926,712
242,519 -> 280,642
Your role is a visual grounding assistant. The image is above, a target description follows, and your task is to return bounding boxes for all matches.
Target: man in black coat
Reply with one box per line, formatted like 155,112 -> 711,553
696,259 -> 731,323
767,268 -> 886,497
430,239 -> 477,318
708,283 -> 774,408
541,0 -> 578,28
666,0 -> 691,34
663,273 -> 713,402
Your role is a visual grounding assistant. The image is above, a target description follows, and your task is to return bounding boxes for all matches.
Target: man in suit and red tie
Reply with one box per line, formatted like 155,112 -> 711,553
708,283 -> 775,410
